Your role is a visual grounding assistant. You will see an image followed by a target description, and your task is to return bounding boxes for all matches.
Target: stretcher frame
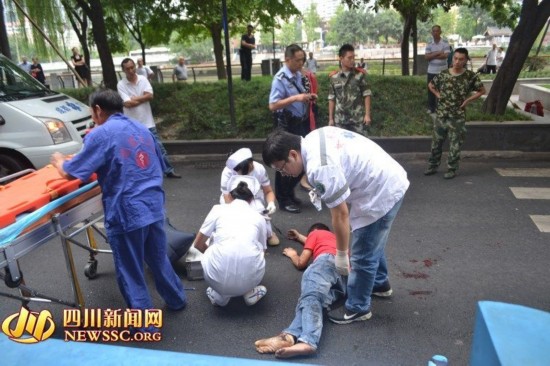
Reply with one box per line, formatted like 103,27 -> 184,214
0,191 -> 110,309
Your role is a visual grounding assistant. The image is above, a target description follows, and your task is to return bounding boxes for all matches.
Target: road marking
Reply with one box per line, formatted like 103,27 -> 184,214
495,168 -> 550,177
530,215 -> 550,233
509,187 -> 550,200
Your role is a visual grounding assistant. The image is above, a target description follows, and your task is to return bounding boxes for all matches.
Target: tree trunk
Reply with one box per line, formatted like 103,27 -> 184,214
64,2 -> 92,85
0,1 -> 12,59
400,14 -> 412,76
84,0 -> 118,90
210,23 -> 226,80
483,0 -> 550,114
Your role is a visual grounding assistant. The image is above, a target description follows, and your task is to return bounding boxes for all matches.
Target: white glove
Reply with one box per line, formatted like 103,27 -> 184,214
266,201 -> 277,215
335,250 -> 350,276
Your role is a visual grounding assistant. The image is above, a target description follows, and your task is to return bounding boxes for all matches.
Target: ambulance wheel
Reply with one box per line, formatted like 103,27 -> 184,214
84,260 -> 98,279
4,269 -> 23,288
0,154 -> 30,182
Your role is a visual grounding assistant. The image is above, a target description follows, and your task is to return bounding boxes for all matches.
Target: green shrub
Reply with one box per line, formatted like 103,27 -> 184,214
524,56 -> 549,72
61,74 -> 530,139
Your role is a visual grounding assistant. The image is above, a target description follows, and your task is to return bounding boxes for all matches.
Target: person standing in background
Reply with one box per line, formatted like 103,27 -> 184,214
305,52 -> 318,74
18,56 -> 31,73
496,47 -> 506,71
71,47 -> 89,87
30,57 -> 46,85
485,44 -> 498,74
240,25 -> 256,81
117,58 -> 181,179
172,56 -> 188,82
136,58 -> 154,82
425,25 -> 451,114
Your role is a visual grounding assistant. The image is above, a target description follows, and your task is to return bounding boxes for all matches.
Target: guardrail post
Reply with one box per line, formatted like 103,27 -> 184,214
192,67 -> 196,83
382,58 -> 386,76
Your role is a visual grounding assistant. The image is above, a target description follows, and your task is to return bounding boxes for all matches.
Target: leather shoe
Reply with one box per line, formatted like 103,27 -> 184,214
166,172 -> 182,179
280,203 -> 301,213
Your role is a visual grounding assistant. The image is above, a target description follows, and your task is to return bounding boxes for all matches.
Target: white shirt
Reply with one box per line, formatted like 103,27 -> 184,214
302,126 -> 409,231
199,200 -> 267,296
425,39 -> 451,74
117,75 -> 155,129
486,48 -> 498,66
136,65 -> 153,78
305,58 -> 318,73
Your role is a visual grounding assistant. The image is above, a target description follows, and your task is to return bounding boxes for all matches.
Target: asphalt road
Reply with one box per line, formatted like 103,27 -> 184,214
1,156 -> 549,365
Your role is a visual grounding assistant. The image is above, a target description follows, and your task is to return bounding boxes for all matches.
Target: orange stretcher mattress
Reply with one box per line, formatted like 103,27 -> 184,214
0,165 -> 97,229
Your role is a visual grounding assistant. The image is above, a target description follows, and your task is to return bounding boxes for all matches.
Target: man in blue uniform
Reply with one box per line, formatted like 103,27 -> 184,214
51,89 -> 187,314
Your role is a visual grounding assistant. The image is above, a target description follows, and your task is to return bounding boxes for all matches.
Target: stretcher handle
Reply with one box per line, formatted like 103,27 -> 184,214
0,169 -> 35,185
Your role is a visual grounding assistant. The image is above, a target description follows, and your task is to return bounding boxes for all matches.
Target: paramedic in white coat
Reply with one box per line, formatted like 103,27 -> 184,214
262,126 -> 409,324
220,148 -> 279,245
193,180 -> 268,307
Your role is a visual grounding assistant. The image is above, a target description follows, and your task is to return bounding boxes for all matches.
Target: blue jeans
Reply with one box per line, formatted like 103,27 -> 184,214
346,198 -> 404,313
283,254 -> 345,349
108,219 -> 187,311
149,127 -> 175,174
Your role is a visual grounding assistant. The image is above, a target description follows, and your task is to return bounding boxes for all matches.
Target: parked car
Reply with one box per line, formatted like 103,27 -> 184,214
0,54 -> 91,180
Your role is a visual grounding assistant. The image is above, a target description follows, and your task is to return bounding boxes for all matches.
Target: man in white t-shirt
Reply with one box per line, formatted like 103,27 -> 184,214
263,127 -> 409,324
117,58 -> 181,178
425,25 -> 451,114
485,44 -> 498,74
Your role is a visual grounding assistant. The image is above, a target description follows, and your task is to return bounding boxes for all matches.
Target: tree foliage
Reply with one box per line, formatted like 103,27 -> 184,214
151,0 -> 299,80
303,4 -> 322,47
326,5 -> 370,46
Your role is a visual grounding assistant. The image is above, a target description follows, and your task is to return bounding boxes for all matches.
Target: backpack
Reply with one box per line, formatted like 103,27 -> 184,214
524,100 -> 544,117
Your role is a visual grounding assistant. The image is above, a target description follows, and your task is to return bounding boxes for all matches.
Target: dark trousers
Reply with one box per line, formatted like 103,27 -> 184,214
427,73 -> 438,113
275,117 -> 310,205
240,52 -> 252,81
486,65 -> 496,74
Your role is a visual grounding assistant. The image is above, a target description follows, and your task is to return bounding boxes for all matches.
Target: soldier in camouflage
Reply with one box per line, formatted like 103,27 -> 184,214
425,47 -> 485,179
328,44 -> 372,135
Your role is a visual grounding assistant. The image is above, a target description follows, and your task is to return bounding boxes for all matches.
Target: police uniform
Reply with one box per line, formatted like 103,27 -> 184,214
428,69 -> 484,173
199,198 -> 267,306
301,126 -> 409,314
269,64 -> 310,209
328,67 -> 371,134
63,113 -> 186,311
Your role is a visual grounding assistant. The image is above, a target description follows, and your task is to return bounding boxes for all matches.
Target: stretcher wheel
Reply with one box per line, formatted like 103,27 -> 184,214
84,260 -> 98,279
4,269 -> 23,288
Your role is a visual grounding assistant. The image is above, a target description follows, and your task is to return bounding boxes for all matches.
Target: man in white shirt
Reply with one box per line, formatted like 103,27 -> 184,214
136,58 -> 154,82
425,25 -> 451,114
485,44 -> 498,74
263,126 -> 409,324
117,58 -> 181,178
305,52 -> 318,74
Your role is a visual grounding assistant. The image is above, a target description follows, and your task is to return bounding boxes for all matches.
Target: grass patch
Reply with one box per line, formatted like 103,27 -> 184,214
61,74 -> 532,140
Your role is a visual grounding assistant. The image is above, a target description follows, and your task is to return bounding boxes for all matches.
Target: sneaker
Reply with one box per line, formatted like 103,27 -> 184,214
267,233 -> 280,246
206,287 -> 218,306
372,281 -> 393,297
244,285 -> 267,306
443,171 -> 457,179
424,166 -> 438,176
328,306 -> 372,324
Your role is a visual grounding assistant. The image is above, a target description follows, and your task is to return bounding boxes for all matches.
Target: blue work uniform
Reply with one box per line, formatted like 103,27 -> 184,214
63,113 -> 186,311
269,64 -> 310,207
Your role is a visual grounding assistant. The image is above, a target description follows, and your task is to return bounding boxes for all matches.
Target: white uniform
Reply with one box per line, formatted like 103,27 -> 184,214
117,75 -> 155,129
302,126 -> 409,231
199,200 -> 267,299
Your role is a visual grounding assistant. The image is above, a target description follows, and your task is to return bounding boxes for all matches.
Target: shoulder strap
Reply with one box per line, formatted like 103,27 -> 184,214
282,74 -> 304,94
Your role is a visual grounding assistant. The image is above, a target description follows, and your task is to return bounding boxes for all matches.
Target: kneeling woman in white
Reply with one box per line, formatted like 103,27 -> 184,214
194,180 -> 268,306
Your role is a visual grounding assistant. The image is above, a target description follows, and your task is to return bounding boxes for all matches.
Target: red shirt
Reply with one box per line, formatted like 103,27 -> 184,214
304,229 -> 336,261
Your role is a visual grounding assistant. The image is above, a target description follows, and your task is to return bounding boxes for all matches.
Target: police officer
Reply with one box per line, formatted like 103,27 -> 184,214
268,44 -> 317,213
328,44 -> 372,135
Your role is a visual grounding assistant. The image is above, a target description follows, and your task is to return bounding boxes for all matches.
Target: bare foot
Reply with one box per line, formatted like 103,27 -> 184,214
255,333 -> 295,354
275,342 -> 316,359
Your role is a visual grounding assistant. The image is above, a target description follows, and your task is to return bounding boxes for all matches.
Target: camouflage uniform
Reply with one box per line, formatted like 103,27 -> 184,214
427,69 -> 483,172
328,68 -> 371,134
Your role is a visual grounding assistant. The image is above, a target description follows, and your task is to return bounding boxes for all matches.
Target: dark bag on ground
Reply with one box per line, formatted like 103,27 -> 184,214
524,100 -> 544,117
164,218 -> 195,264
477,64 -> 488,74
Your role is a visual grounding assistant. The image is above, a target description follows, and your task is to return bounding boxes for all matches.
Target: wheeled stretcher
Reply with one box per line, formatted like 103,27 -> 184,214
0,168 -> 109,309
